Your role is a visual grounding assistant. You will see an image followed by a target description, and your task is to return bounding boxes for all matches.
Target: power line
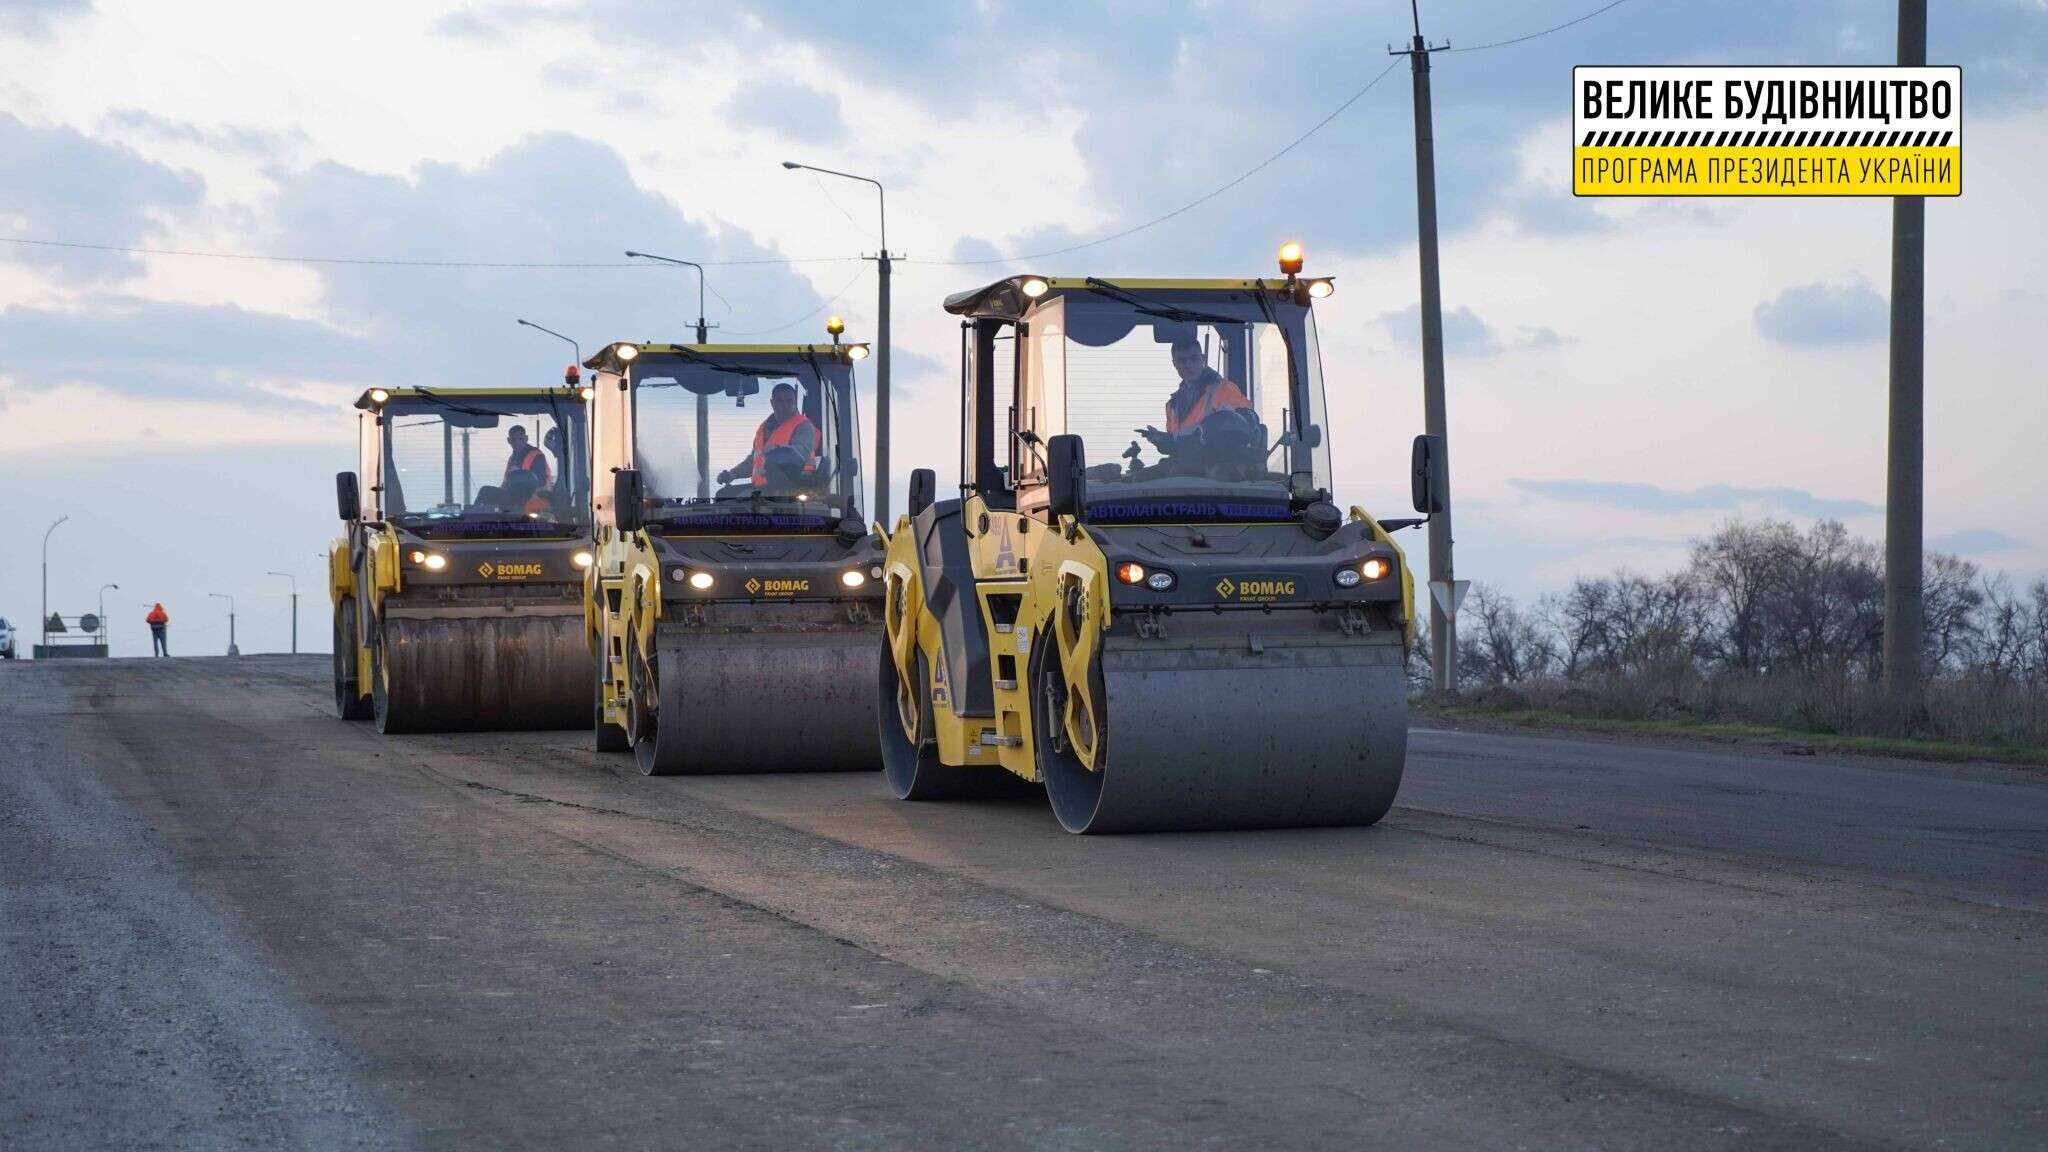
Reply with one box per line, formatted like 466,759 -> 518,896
719,268 -> 870,336
0,236 -> 863,268
1442,0 -> 1635,53
910,59 -> 1403,268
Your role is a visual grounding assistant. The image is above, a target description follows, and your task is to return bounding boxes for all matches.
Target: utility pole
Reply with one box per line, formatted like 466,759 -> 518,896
1883,0 -> 1927,719
209,592 -> 238,657
1394,3 -> 1459,691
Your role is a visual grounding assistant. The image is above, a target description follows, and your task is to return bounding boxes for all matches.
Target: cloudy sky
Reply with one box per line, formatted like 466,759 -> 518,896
2,0 -> 2043,657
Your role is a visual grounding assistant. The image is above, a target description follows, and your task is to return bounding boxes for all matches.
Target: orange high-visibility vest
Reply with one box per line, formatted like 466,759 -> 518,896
1164,376 -> 1252,435
750,413 -> 820,485
507,445 -> 551,489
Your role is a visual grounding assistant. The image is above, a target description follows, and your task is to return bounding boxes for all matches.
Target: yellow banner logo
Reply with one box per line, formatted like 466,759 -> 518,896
1574,66 -> 1960,197
745,577 -> 811,596
479,561 -> 544,580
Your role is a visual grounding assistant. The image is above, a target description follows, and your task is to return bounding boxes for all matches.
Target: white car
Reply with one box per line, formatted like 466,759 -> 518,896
0,616 -> 15,659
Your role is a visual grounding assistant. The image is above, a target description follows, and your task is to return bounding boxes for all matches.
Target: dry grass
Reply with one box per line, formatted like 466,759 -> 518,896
1427,667 -> 2048,764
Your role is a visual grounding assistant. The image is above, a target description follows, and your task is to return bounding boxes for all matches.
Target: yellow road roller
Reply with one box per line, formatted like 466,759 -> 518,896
879,247 -> 1444,832
330,374 -> 595,732
585,326 -> 886,773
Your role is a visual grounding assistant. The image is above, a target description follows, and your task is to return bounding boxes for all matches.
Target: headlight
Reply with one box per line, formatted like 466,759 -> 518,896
687,571 -> 714,590
572,550 -> 594,569
422,554 -> 447,571
869,565 -> 883,579
845,343 -> 870,362
1114,561 -> 1146,585
1020,277 -> 1049,298
840,570 -> 867,588
1361,557 -> 1391,581
1307,278 -> 1335,299
368,388 -> 391,405
408,549 -> 425,564
1334,568 -> 1361,588
1144,570 -> 1175,592
615,343 -> 639,362
579,386 -> 595,401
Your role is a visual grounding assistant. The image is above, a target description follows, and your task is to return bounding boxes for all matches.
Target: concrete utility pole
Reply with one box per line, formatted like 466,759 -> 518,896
1883,0 -> 1927,717
1395,4 -> 1459,691
623,253 -> 719,498
209,592 -> 239,657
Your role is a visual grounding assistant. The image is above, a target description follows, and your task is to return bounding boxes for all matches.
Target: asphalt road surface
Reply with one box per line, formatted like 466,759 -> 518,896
3,657 -> 2043,1150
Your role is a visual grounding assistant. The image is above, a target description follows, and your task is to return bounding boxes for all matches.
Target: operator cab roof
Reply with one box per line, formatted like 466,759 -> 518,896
352,385 -> 583,411
582,341 -> 869,375
942,275 -> 1335,321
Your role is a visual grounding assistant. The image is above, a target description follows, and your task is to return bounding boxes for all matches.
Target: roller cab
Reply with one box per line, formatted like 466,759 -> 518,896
585,336 -> 885,773
881,256 -> 1434,832
329,379 -> 597,732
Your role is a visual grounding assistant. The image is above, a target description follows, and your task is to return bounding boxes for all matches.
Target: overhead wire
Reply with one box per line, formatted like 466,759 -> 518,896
1441,0 -> 1635,53
718,267 -> 870,336
1,1 -> 1634,289
0,236 -> 862,268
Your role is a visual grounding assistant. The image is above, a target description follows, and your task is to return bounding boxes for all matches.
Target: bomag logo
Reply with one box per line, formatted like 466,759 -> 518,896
1216,576 -> 1296,601
745,577 -> 811,596
479,561 -> 543,580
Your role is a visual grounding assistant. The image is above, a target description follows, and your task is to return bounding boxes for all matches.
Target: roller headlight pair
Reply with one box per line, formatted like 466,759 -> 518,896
407,549 -> 447,572
1114,561 -> 1176,592
1335,557 -> 1393,587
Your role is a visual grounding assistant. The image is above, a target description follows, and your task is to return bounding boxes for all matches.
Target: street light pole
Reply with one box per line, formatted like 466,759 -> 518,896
209,592 -> 238,657
515,319 -> 582,367
782,161 -> 891,525
41,514 -> 68,659
1394,6 -> 1459,692
622,252 -> 713,343
267,572 -> 298,655
97,583 -> 118,653
625,251 -> 718,498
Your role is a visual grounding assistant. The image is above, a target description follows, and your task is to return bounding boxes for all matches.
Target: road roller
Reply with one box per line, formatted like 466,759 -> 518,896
330,371 -> 595,732
585,325 -> 886,773
879,246 -> 1446,833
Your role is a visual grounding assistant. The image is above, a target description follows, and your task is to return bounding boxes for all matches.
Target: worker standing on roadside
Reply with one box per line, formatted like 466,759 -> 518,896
146,603 -> 169,657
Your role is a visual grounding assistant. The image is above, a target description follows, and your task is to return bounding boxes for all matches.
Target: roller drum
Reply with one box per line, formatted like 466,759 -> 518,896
1039,637 -> 1407,834
374,613 -> 591,733
636,623 -> 881,775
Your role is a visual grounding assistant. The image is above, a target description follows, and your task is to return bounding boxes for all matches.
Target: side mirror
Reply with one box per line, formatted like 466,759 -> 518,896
613,468 -> 644,532
1301,424 -> 1324,449
907,468 -> 936,518
1047,434 -> 1087,521
336,471 -> 360,522
1411,434 -> 1447,514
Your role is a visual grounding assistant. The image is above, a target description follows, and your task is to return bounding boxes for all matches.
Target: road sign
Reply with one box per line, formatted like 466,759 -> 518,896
79,613 -> 100,633
45,612 -> 66,633
1429,579 -> 1470,617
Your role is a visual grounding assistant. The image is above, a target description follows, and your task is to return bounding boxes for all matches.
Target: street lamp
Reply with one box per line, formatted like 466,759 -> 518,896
782,160 -> 892,525
267,571 -> 298,655
208,592 -> 239,657
97,583 -> 118,653
40,514 -> 68,659
515,318 -> 581,367
622,251 -> 714,343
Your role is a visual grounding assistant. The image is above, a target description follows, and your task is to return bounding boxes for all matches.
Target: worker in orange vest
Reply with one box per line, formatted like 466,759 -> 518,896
145,603 -> 169,656
502,425 -> 553,514
1139,334 -> 1252,457
717,382 -> 819,491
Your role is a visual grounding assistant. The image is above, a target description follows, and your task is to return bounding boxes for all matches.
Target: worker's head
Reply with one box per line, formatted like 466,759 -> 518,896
507,425 -> 529,449
770,382 -> 798,419
1169,335 -> 1207,384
